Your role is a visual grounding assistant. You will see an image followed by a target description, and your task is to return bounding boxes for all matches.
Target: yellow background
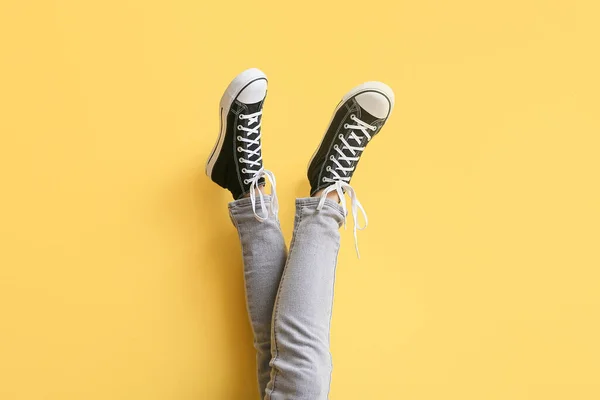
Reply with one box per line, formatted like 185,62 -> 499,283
1,0 -> 599,399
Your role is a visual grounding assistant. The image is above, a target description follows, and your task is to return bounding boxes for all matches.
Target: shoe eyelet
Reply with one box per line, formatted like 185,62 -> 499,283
343,123 -> 349,129
326,166 -> 332,172
333,144 -> 339,149
237,146 -> 243,152
243,179 -> 249,184
239,114 -> 245,119
350,114 -> 356,120
338,134 -> 344,139
237,135 -> 242,140
329,155 -> 335,161
322,178 -> 327,182
239,158 -> 244,162
237,125 -> 243,130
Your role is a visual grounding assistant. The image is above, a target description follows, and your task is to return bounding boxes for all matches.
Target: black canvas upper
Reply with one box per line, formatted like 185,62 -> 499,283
209,97 -> 266,199
308,91 -> 391,195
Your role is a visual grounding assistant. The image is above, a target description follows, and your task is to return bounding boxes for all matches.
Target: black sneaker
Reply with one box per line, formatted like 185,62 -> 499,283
308,81 -> 394,195
206,68 -> 269,199
307,82 -> 394,257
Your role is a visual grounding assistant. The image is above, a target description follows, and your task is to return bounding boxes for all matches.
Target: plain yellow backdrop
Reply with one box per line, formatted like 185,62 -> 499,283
1,0 -> 599,399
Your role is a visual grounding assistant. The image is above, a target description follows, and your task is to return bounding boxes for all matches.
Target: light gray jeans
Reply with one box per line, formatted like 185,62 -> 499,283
229,196 -> 344,400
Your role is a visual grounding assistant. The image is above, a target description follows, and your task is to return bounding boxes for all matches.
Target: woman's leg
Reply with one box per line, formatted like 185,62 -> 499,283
229,195 -> 287,398
265,81 -> 395,399
206,68 -> 286,398
264,197 -> 344,399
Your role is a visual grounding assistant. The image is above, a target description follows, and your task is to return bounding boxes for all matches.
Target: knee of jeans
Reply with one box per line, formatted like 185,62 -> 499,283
298,360 -> 332,392
267,354 -> 331,398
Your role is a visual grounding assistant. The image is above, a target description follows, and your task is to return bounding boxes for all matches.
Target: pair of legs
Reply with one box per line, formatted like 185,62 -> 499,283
231,195 -> 343,399
206,68 -> 394,399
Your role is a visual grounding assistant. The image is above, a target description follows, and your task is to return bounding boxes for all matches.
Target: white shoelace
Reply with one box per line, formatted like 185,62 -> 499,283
317,115 -> 377,257
248,167 -> 279,222
238,111 -> 263,173
238,111 -> 278,222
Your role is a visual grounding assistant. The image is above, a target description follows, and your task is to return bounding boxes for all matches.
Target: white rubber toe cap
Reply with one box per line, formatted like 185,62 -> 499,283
237,78 -> 267,104
354,81 -> 394,119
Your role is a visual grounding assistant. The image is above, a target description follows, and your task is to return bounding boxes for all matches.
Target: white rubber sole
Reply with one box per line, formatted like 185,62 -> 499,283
205,68 -> 268,177
306,81 -> 395,172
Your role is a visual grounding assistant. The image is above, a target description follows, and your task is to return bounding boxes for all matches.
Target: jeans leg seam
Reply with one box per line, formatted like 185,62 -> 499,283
230,209 -> 265,399
326,240 -> 341,399
268,204 -> 303,398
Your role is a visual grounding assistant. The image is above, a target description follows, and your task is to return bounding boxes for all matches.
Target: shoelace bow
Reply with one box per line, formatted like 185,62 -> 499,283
238,111 -> 278,221
317,114 -> 377,257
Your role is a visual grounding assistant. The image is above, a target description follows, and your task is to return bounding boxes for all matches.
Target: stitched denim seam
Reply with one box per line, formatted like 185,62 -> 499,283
326,240 -> 341,398
269,203 -> 303,398
229,208 -> 263,397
